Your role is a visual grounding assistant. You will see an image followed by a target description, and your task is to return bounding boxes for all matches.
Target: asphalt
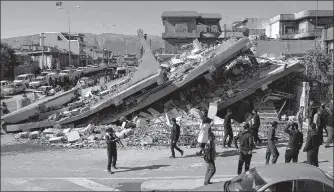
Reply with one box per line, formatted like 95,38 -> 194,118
1,133 -> 333,191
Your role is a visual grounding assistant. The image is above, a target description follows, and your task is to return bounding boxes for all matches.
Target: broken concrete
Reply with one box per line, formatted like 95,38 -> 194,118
65,131 -> 80,143
29,131 -> 40,140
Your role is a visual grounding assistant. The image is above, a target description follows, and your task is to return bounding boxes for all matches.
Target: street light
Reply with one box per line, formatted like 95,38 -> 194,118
101,24 -> 116,65
57,3 -> 80,67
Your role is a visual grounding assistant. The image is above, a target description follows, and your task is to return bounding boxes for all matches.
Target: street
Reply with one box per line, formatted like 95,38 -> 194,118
1,134 -> 333,191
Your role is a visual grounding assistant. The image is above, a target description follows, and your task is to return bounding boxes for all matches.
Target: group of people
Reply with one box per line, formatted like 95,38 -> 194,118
102,102 -> 332,185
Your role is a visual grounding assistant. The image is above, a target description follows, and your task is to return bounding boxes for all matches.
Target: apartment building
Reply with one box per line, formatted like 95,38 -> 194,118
161,11 -> 222,53
233,10 -> 333,40
40,32 -> 85,66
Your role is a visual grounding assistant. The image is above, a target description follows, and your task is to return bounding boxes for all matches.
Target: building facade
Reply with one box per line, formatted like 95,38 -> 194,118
161,11 -> 222,54
232,10 -> 333,40
40,32 -> 85,67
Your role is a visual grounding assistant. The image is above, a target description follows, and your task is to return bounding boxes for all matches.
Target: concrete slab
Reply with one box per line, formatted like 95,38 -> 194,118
65,131 -> 80,143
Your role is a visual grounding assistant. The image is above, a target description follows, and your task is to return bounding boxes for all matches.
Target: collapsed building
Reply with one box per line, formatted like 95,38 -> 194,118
3,28 -> 332,148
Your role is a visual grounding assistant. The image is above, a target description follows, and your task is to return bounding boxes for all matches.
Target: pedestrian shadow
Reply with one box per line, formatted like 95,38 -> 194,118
116,164 -> 170,173
217,149 -> 239,157
183,154 -> 202,158
302,160 -> 329,164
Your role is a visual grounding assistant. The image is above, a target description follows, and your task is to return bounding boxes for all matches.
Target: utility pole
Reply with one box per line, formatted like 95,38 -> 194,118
40,33 -> 46,70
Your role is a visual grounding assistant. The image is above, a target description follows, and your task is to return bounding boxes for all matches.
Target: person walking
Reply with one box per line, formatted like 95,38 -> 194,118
314,108 -> 325,144
196,117 -> 211,156
284,122 -> 303,163
324,100 -> 333,148
251,110 -> 261,145
296,106 -> 304,131
203,128 -> 216,185
303,123 -> 321,167
170,118 -> 184,158
234,123 -> 254,175
308,100 -> 318,125
223,109 -> 234,148
104,128 -> 124,174
265,121 -> 280,164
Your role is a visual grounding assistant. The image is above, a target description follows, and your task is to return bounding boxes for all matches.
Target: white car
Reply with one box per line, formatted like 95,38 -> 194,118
59,70 -> 71,76
14,74 -> 35,86
2,83 -> 26,95
29,76 -> 48,89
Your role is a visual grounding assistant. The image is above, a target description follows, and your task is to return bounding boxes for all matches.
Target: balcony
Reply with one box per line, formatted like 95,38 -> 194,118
162,31 -> 200,39
279,29 -> 323,39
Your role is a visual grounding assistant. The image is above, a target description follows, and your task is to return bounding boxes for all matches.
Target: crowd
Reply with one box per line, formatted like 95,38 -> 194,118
102,99 -> 333,185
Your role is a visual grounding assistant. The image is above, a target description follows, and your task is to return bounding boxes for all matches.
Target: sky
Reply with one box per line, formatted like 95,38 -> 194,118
1,1 -> 333,38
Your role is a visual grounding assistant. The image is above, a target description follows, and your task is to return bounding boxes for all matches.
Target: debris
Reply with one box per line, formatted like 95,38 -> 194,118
208,102 -> 218,119
65,131 -> 80,143
18,132 -> 29,139
49,136 -> 65,143
29,131 -> 40,140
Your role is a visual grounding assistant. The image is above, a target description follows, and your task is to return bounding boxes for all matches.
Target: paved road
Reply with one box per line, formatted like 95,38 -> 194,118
1,133 -> 333,191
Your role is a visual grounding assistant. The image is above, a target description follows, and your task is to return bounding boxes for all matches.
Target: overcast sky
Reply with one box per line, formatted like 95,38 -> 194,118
1,1 -> 333,38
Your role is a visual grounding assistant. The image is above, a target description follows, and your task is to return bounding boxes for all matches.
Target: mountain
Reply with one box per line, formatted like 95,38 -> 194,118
1,33 -> 165,54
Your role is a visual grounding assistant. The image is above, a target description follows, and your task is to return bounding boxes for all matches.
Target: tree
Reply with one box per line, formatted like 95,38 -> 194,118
1,43 -> 18,80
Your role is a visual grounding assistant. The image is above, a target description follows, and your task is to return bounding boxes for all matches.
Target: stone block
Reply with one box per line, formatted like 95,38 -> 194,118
19,132 -> 29,139
43,128 -> 54,135
49,136 -> 64,143
65,131 -> 80,143
29,131 -> 40,140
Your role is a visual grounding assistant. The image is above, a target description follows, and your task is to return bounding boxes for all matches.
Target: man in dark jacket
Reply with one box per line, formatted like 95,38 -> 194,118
265,121 -> 280,164
223,109 -> 234,148
234,123 -> 254,175
203,128 -> 216,185
105,128 -> 124,174
251,110 -> 261,145
303,123 -> 321,167
170,118 -> 184,158
284,122 -> 303,163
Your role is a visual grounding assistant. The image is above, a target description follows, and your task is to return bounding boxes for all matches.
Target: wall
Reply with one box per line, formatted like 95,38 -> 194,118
164,18 -> 197,33
269,21 -> 281,38
254,40 -> 316,57
42,33 -> 80,55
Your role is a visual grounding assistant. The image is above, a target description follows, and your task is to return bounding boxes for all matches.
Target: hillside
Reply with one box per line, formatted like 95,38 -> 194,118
1,33 -> 165,54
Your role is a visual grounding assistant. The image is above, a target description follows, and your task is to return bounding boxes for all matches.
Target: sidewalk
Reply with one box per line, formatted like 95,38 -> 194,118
140,176 -> 234,191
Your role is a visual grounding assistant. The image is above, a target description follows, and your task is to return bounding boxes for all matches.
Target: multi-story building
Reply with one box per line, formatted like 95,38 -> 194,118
232,10 -> 333,40
161,11 -> 222,54
14,44 -> 73,70
40,32 -> 85,66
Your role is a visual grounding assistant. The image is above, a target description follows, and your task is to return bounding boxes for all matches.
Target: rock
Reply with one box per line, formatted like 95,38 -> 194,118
43,128 -> 54,135
29,131 -> 40,140
19,132 -> 29,139
44,134 -> 55,139
62,128 -> 72,134
80,124 -> 95,136
49,136 -> 64,143
65,131 -> 80,143
87,134 -> 96,141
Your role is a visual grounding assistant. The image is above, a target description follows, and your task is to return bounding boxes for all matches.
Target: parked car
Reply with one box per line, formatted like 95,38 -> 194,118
41,71 -> 50,76
45,72 -> 58,78
193,163 -> 333,192
29,76 -> 48,89
59,70 -> 71,76
2,83 -> 26,95
14,73 -> 35,86
34,86 -> 54,96
1,80 -> 11,88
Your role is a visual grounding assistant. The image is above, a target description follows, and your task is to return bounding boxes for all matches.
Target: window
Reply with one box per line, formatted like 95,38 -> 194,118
264,181 -> 293,192
296,180 -> 327,192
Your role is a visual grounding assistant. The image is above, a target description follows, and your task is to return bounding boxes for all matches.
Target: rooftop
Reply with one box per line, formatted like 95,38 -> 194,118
161,11 -> 222,20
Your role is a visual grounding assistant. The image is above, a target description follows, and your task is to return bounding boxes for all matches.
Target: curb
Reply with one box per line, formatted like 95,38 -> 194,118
140,177 -> 233,191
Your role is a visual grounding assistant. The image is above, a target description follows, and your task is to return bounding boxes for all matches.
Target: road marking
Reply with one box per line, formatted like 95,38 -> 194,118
64,178 -> 120,191
1,174 -> 237,181
3,178 -> 47,191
